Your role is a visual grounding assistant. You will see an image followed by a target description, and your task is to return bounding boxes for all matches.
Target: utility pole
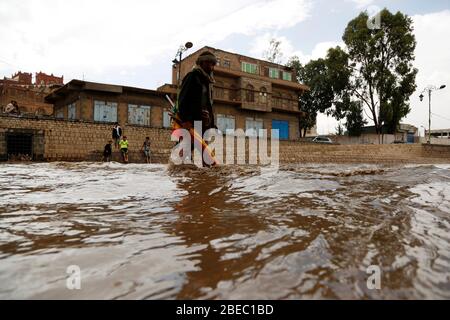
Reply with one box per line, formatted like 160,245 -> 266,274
419,84 -> 446,144
172,42 -> 193,108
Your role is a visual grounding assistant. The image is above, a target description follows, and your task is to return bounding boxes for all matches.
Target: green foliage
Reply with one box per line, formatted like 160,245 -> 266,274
287,56 -> 328,136
342,9 -> 418,133
284,9 -> 417,137
345,101 -> 368,136
287,48 -> 353,136
336,123 -> 345,136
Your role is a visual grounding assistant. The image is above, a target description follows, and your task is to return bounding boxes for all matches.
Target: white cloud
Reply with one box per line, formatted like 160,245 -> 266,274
250,32 -> 344,65
406,10 -> 450,132
0,0 -> 311,81
346,0 -> 375,9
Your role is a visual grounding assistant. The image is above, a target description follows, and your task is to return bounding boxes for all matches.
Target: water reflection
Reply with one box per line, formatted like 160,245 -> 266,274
0,163 -> 449,299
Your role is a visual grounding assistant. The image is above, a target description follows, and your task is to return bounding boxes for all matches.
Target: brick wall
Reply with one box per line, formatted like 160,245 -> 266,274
0,84 -> 54,116
35,72 -> 64,86
1,116 -> 449,164
0,116 -> 174,163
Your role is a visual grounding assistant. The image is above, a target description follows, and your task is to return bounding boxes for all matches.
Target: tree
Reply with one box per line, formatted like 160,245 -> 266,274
287,48 -> 354,137
287,56 -> 332,137
345,101 -> 368,136
336,123 -> 345,136
264,38 -> 284,64
342,9 -> 418,134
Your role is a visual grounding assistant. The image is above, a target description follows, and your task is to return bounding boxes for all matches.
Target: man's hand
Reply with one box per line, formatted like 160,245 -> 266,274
181,121 -> 193,130
202,111 -> 211,127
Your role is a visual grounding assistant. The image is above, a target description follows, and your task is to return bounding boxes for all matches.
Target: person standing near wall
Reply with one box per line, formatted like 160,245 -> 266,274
112,123 -> 122,149
4,100 -> 20,115
103,140 -> 112,162
141,137 -> 151,164
119,136 -> 129,163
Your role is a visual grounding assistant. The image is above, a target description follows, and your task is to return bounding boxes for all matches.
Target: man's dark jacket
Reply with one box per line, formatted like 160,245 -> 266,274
112,126 -> 122,139
178,68 -> 215,128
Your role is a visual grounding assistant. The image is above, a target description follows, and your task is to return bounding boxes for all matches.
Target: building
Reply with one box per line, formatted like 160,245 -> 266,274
46,80 -> 172,128
171,46 -> 309,140
426,129 -> 450,139
0,71 -> 32,86
359,123 -> 419,143
35,72 -> 64,86
0,71 -> 63,116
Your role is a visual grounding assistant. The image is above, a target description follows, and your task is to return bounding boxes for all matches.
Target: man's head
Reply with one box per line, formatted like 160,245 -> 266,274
146,137 -> 150,141
123,136 -> 127,140
196,51 -> 217,74
109,140 -> 113,144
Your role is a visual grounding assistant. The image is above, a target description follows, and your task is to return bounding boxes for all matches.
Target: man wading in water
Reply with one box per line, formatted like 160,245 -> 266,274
176,51 -> 218,166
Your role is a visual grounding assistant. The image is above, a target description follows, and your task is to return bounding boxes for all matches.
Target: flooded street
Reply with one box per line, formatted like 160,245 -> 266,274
0,162 -> 449,299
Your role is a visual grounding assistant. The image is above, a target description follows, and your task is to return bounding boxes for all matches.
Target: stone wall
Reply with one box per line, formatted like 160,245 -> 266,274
419,137 -> 450,146
1,116 -> 449,164
0,116 -> 174,163
277,142 -> 450,164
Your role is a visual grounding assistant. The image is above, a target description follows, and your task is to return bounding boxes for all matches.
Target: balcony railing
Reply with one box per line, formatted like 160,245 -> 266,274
213,86 -> 299,113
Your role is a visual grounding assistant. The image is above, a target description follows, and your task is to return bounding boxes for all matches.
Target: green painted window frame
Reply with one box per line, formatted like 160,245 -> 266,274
241,62 -> 258,74
282,71 -> 292,81
269,68 -> 279,79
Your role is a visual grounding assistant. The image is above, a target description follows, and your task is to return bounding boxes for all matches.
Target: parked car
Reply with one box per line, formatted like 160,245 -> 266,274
312,136 -> 333,144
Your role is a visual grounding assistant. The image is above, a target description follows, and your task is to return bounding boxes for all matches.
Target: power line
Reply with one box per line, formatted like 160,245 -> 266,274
431,112 -> 450,122
0,57 -> 17,69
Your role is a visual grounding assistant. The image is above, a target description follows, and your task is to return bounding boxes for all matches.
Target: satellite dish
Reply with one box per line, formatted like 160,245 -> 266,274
185,42 -> 193,49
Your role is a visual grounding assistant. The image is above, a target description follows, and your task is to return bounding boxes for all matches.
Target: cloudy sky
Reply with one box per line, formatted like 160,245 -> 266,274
1,0 -> 449,134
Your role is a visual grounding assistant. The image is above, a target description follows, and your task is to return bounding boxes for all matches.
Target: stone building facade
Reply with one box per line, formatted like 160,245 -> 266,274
1,115 -> 449,164
46,80 -> 173,129
0,71 -> 64,116
0,83 -> 55,116
35,72 -> 64,86
172,46 -> 311,140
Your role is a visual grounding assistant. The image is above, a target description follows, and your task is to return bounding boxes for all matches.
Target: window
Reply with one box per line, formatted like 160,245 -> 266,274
282,71 -> 292,81
128,104 -> 151,126
288,94 -> 297,110
269,68 -> 279,79
246,84 -> 255,103
260,87 -> 268,104
56,107 -> 64,119
241,62 -> 258,74
223,59 -> 231,68
246,118 -> 264,137
273,92 -> 282,108
163,111 -> 171,128
68,103 -> 76,120
94,101 -> 118,123
214,81 -> 224,99
217,114 -> 236,135
229,85 -> 238,101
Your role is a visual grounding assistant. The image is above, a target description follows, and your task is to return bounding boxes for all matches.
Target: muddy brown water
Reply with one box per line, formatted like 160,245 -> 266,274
0,162 -> 449,299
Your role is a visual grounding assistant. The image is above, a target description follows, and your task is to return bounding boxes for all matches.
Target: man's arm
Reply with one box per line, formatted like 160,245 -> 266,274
178,72 -> 202,124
